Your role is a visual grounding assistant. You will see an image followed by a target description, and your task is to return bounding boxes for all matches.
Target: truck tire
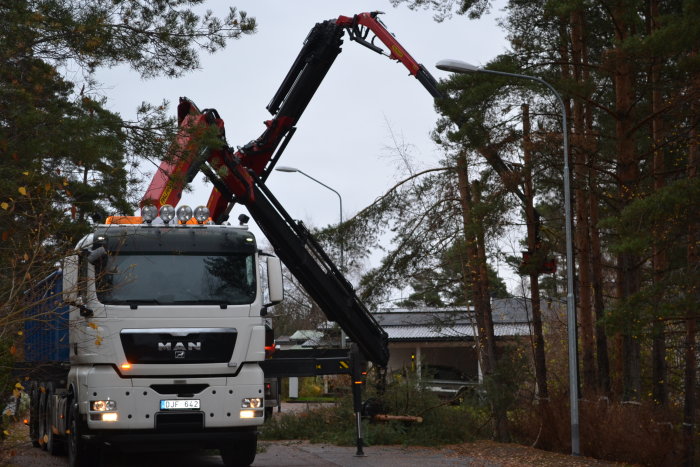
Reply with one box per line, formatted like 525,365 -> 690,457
37,382 -> 48,450
220,436 -> 257,467
68,401 -> 101,467
44,382 -> 62,455
28,381 -> 41,448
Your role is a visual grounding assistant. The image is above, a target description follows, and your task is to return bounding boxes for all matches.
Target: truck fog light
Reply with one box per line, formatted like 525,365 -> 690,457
240,410 -> 263,419
141,205 -> 158,223
194,205 -> 210,224
101,412 -> 118,422
159,204 -> 175,224
176,205 -> 193,223
90,400 -> 117,412
241,398 -> 262,409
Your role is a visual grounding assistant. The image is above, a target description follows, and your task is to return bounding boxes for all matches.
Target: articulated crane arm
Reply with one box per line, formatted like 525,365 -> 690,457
139,12 -> 444,367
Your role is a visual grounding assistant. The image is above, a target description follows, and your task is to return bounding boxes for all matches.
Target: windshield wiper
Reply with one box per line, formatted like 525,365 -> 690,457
172,300 -> 230,309
123,299 -> 161,309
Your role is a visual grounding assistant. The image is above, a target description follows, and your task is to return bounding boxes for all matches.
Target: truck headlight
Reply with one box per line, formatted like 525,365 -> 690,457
90,400 -> 117,412
241,398 -> 262,409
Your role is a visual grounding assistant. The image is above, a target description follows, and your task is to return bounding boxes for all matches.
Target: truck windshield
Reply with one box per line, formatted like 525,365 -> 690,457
96,253 -> 256,306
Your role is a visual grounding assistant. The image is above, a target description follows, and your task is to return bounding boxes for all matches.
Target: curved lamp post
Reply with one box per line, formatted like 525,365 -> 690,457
435,59 -> 579,456
275,165 -> 346,348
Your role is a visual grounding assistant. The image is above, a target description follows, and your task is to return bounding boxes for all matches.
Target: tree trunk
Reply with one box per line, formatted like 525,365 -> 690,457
570,7 -> 596,395
456,153 -> 492,377
522,104 -> 548,400
472,179 -> 508,442
456,153 -> 506,441
647,0 -> 668,407
610,2 -> 642,401
588,164 -> 610,395
682,88 -> 697,467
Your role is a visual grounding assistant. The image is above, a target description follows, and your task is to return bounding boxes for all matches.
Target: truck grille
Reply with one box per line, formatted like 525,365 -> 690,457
120,328 -> 236,364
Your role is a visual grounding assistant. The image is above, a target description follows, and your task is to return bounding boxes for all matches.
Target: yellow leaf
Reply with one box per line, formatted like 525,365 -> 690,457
3,430 -> 10,436
23,253 -> 29,261
44,183 -> 51,192
12,389 -> 20,398
63,179 -> 69,186
9,345 -> 16,355
17,330 -> 23,336
15,382 -> 24,390
22,171 -> 29,176
1,202 -> 8,210
95,337 -> 103,346
24,272 -> 31,280
87,322 -> 98,329
18,186 -> 27,196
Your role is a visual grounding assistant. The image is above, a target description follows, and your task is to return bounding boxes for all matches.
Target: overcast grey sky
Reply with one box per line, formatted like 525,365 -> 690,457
97,0 -> 515,295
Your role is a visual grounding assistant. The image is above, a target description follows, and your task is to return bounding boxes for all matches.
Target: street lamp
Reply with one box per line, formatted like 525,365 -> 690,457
275,165 -> 346,348
435,59 -> 579,455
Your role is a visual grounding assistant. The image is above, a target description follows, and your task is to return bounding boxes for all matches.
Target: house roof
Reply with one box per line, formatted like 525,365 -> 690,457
372,298 -> 556,342
289,330 -> 324,342
384,324 -> 532,341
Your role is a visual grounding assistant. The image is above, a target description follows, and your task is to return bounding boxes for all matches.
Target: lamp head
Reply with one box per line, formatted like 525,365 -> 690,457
275,166 -> 299,173
436,59 -> 480,73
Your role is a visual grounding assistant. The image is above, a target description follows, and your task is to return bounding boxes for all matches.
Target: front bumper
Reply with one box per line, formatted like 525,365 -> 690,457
78,364 -> 265,431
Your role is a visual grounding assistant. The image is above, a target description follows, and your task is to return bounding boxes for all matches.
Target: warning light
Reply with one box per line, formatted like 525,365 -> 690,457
120,363 -> 131,370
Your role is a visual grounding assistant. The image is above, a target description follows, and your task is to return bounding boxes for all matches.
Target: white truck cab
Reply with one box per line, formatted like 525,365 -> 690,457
41,208 -> 283,467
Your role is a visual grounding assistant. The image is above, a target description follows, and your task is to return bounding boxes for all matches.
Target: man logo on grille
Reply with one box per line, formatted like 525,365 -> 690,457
158,341 -> 202,351
158,341 -> 202,359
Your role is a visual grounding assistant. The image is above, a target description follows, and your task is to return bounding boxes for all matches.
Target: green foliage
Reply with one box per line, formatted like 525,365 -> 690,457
262,372 -> 491,446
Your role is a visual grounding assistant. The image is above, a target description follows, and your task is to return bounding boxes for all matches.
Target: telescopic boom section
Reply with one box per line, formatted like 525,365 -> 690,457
141,12 -> 441,221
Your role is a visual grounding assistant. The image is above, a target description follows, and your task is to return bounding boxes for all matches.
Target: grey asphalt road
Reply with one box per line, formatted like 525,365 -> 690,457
3,441 -> 490,467
3,403 -> 489,467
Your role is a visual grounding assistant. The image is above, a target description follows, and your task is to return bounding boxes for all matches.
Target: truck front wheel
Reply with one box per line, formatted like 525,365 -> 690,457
68,401 -> 100,467
220,436 -> 257,467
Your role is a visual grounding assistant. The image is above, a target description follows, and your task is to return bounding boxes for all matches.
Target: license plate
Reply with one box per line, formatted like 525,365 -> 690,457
160,399 -> 200,410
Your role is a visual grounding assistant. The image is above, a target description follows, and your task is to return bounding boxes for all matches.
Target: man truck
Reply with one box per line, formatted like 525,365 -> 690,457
24,207 -> 283,467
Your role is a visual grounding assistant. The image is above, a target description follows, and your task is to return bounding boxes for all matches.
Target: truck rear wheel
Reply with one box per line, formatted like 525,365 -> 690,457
37,382 -> 48,450
68,401 -> 100,467
28,381 -> 40,447
44,382 -> 62,455
220,436 -> 257,467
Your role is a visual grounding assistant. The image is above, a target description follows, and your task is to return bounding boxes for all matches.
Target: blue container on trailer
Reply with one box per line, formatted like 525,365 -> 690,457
23,270 -> 69,363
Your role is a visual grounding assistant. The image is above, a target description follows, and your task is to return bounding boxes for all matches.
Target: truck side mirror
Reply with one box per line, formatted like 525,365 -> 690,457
87,246 -> 107,265
63,255 -> 79,302
265,256 -> 284,305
